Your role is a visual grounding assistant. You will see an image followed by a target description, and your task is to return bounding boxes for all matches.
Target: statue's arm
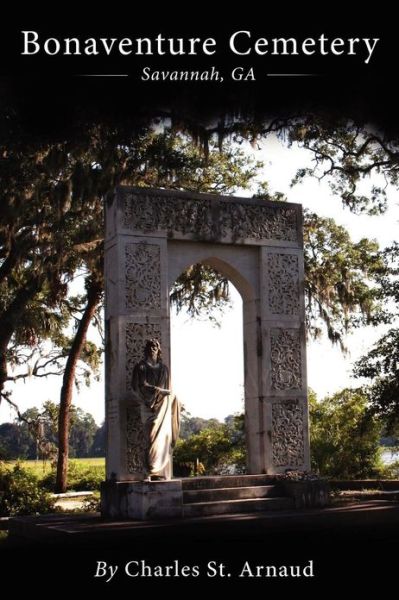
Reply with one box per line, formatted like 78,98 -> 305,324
142,364 -> 171,395
133,364 -> 170,396
154,364 -> 171,396
143,382 -> 171,396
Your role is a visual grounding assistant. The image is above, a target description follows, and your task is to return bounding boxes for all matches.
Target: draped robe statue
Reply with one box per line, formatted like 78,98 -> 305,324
132,339 -> 180,480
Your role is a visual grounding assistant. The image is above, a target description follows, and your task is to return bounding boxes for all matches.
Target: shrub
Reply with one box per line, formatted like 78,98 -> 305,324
310,389 -> 383,479
0,463 -> 56,516
173,423 -> 246,476
378,460 -> 399,479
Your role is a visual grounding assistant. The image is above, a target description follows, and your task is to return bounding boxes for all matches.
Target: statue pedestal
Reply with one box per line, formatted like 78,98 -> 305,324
101,479 -> 183,520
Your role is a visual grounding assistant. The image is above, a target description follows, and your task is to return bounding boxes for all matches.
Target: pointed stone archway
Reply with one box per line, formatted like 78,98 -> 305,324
104,186 -> 310,493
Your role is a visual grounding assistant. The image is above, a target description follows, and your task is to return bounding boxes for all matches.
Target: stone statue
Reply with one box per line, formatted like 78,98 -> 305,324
132,339 -> 180,481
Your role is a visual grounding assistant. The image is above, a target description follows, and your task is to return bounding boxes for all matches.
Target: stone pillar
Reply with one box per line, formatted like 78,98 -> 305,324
243,297 -> 263,474
104,193 -> 172,482
258,246 -> 310,473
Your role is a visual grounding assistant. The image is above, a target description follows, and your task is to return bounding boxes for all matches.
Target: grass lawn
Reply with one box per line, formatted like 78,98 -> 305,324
6,457 -> 105,478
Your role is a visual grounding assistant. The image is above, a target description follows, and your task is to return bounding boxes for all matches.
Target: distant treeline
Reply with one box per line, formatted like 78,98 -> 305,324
0,404 -> 225,461
0,402 -> 105,460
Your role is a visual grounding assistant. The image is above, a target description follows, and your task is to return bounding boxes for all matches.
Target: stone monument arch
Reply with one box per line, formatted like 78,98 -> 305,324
102,186 -> 310,518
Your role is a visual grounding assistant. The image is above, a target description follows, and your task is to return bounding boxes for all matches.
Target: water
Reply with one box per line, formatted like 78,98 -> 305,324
381,449 -> 399,465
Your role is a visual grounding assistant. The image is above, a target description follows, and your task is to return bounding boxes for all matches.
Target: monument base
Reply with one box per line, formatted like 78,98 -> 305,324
281,479 -> 330,508
100,479 -> 183,520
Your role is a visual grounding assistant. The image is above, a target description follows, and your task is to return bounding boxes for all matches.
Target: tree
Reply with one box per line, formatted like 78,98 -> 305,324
173,414 -> 245,475
353,329 -> 399,433
179,413 -> 222,439
0,422 -> 32,459
56,275 -> 103,491
68,408 -> 98,458
303,211 -> 386,349
309,388 -> 383,479
0,402 -> 101,462
288,116 -> 399,215
352,242 -> 399,431
90,422 -> 106,457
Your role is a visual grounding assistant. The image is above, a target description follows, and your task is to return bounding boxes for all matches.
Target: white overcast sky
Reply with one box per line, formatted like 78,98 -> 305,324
1,135 -> 398,424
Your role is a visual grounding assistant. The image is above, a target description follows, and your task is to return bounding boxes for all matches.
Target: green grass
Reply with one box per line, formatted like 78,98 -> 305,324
5,457 -> 105,477
1,458 -> 105,493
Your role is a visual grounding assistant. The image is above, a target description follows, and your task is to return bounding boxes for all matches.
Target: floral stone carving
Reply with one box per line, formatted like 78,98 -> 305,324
272,400 -> 305,467
124,192 -> 298,242
125,242 -> 161,310
126,406 -> 145,473
267,254 -> 299,315
270,329 -> 302,391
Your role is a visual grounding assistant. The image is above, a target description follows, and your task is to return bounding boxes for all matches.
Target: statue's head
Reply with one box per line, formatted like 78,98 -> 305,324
144,338 -> 162,362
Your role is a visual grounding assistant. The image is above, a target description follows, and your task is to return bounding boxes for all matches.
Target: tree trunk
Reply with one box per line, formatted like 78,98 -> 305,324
55,280 -> 102,493
0,341 -> 8,402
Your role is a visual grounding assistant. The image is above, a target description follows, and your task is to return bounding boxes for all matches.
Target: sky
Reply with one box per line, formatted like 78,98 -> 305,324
1,135 -> 398,425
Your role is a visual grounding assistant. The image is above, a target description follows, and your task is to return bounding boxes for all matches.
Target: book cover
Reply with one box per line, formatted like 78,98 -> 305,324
0,9 -> 398,592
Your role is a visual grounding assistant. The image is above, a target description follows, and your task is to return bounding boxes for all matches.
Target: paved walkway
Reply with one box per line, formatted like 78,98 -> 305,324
7,499 -> 399,542
3,501 -> 399,591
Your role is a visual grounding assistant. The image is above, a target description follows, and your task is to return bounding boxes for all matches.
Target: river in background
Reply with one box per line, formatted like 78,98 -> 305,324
381,448 -> 399,465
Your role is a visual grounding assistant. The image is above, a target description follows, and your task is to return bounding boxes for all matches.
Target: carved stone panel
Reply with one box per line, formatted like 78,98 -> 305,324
123,192 -> 298,242
272,400 -> 305,467
126,322 -> 162,392
270,329 -> 302,391
125,242 -> 161,310
267,254 -> 299,315
126,406 -> 145,473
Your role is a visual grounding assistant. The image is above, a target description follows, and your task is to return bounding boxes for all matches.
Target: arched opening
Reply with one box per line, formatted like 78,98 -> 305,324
170,259 -> 250,476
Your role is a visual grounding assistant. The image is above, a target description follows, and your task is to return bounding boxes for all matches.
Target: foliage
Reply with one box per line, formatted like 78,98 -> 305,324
0,403 -> 104,460
353,243 -> 399,430
171,264 -> 231,324
378,460 -> 399,479
90,422 -> 106,457
68,409 -> 98,458
40,459 -> 104,492
0,422 -> 33,460
0,463 -> 56,516
354,329 -> 399,381
303,211 -> 387,349
129,132 -> 263,194
288,116 -> 399,215
173,414 -> 246,475
309,388 -> 383,479
179,413 -> 223,439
